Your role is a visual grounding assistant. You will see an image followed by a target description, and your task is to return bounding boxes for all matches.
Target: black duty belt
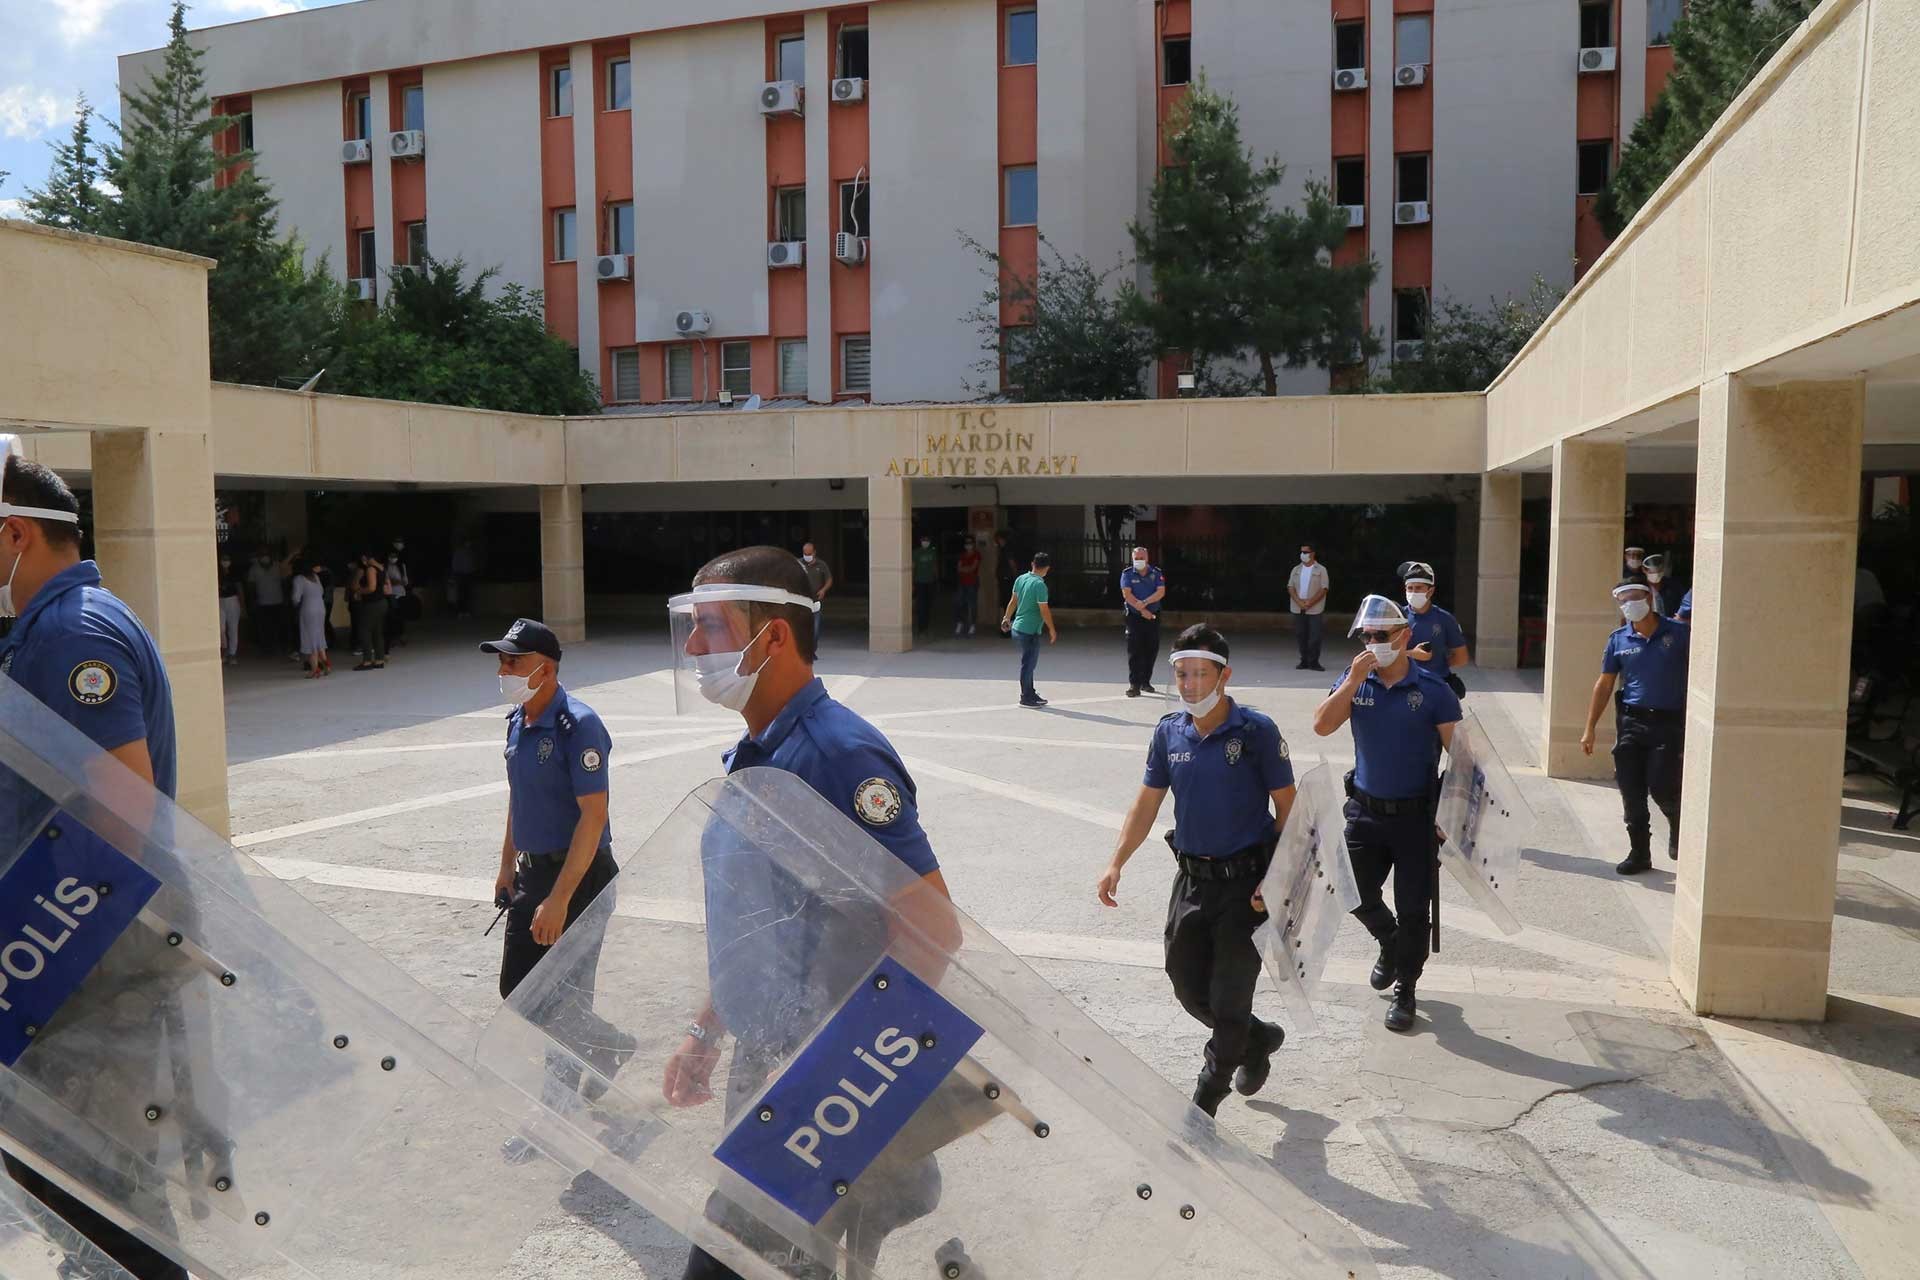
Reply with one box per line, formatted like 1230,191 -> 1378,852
1169,839 -> 1271,882
1342,772 -> 1429,818
1617,702 -> 1683,723
516,847 -> 612,870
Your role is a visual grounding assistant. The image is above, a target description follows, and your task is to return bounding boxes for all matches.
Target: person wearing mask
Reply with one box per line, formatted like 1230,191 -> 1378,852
911,534 -> 938,636
1641,553 -> 1683,618
290,559 -> 331,678
1400,561 -> 1470,697
953,536 -> 981,636
217,550 -> 244,666
1118,546 -> 1166,697
384,539 -> 412,649
1097,625 -> 1295,1115
1312,595 -> 1461,1033
1623,545 -> 1646,578
1581,579 -> 1690,874
1287,543 -> 1329,672
799,541 -> 832,649
1001,552 -> 1057,708
0,445 -> 188,1280
246,546 -> 288,658
353,550 -> 389,672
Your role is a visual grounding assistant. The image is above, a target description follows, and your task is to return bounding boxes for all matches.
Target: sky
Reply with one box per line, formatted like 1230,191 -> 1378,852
0,0 -> 357,217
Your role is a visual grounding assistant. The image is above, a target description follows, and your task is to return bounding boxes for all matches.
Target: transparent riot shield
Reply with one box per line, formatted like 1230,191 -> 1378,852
1254,764 -> 1360,1035
1435,709 -> 1534,936
479,765 -> 1379,1280
0,674 -> 577,1279
0,1176 -> 133,1279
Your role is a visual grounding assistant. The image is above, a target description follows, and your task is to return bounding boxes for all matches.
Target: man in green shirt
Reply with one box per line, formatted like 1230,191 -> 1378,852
1000,551 -> 1057,707
912,534 -> 939,635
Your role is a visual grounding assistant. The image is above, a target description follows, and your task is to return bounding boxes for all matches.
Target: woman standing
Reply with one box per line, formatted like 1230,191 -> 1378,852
291,559 -> 331,678
217,551 -> 244,666
353,551 -> 389,672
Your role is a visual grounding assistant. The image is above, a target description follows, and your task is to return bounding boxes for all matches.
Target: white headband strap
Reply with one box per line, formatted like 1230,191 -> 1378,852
668,583 -> 822,613
0,503 -> 80,525
1168,648 -> 1226,667
1404,576 -> 1433,587
1610,584 -> 1651,600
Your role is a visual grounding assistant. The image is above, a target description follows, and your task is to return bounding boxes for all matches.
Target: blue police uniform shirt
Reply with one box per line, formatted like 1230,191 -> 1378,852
503,684 -> 612,853
1119,564 -> 1165,617
0,561 -> 177,798
1143,700 -> 1294,857
1601,616 -> 1690,711
1341,665 -> 1462,800
1406,603 -> 1466,683
1676,588 -> 1693,621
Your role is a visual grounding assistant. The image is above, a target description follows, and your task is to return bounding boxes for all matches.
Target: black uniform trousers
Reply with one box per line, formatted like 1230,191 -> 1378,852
1345,799 -> 1437,986
1163,862 -> 1283,1094
1125,612 -> 1160,691
1613,702 -> 1684,857
499,844 -> 620,1001
1,1156 -> 186,1280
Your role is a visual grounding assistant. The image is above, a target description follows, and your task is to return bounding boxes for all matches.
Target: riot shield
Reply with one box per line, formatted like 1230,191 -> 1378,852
1435,709 -> 1535,936
0,1176 -> 134,1279
1254,764 -> 1360,1035
478,765 -> 1378,1280
0,674 -> 578,1279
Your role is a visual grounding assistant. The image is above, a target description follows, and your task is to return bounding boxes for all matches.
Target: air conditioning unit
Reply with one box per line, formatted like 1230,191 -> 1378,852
388,129 -> 426,159
341,138 -> 371,164
1343,204 -> 1365,229
1393,340 -> 1425,363
675,309 -> 712,336
1394,200 -> 1431,225
1394,63 -> 1427,88
767,241 -> 805,269
834,232 -> 868,265
1332,67 -> 1367,92
759,81 -> 803,116
831,77 -> 866,104
594,254 -> 632,282
349,278 -> 376,302
1578,46 -> 1618,74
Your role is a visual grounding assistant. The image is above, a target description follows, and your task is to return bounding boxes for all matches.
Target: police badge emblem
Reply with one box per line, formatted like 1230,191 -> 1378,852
1408,689 -> 1424,711
537,737 -> 554,764
1225,737 -> 1244,766
855,777 -> 903,825
69,661 -> 117,706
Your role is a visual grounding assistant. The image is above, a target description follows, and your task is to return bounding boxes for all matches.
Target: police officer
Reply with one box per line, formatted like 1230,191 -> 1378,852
0,444 -> 187,1280
660,546 -> 957,1280
1580,579 -> 1689,874
1312,594 -> 1461,1033
1641,552 -> 1683,618
1119,545 -> 1166,697
1400,560 -> 1470,697
1097,624 -> 1295,1116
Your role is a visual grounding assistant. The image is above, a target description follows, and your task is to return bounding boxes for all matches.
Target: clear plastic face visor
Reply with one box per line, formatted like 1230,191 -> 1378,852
666,584 -> 820,715
1169,649 -> 1227,703
1348,593 -> 1410,636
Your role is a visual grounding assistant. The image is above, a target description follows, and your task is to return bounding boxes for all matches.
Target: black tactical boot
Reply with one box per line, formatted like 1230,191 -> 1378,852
1233,1022 -> 1285,1097
1616,834 -> 1653,875
1369,939 -> 1397,991
1192,1077 -> 1232,1117
1384,981 -> 1417,1033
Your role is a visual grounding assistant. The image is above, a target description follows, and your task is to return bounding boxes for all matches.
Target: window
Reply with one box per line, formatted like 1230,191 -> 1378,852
1334,157 -> 1365,208
1162,37 -> 1191,86
779,340 -> 808,396
238,113 -> 254,151
1648,0 -> 1682,46
1004,166 -> 1038,227
1577,141 -> 1611,195
775,186 -> 807,242
349,93 -> 371,140
402,84 -> 425,132
354,228 -> 376,279
1334,21 -> 1366,71
777,35 -> 806,85
608,59 -> 632,110
553,208 -> 578,262
1395,15 -> 1431,66
610,348 -> 641,402
665,344 -> 694,400
838,26 -> 869,80
839,181 -> 871,237
1394,288 -> 1428,342
1580,2 -> 1613,49
551,65 -> 574,117
721,341 -> 753,398
1005,8 -> 1037,67
405,220 -> 428,265
608,201 -> 635,255
842,335 -> 872,394
1396,153 -> 1429,204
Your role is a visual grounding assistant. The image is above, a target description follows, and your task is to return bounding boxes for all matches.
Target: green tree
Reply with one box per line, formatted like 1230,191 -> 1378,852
1128,78 -> 1377,396
1598,0 -> 1815,236
960,233 -> 1154,401
21,94 -> 107,230
1366,276 -> 1565,393
324,258 -> 600,415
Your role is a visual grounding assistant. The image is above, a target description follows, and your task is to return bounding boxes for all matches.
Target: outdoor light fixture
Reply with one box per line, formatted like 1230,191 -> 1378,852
1177,372 -> 1197,396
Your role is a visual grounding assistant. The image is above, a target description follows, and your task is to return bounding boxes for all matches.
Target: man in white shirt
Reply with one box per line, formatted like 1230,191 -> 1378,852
1287,543 -> 1329,672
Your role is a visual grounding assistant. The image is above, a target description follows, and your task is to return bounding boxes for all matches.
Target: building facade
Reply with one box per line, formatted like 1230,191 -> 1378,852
128,0 -> 1682,408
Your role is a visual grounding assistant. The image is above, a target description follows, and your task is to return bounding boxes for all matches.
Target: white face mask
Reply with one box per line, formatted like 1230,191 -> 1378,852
0,542 -> 20,619
1183,686 -> 1223,719
802,554 -> 815,564
1366,641 -> 1400,666
499,665 -> 546,707
1300,553 -> 1312,565
694,622 -> 773,712
1625,558 -> 1642,571
1645,572 -> 1663,584
1406,590 -> 1430,610
1132,558 -> 1148,572
1620,599 -> 1651,623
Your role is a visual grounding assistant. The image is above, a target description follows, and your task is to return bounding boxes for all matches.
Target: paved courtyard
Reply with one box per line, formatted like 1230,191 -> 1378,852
218,619 -> 1920,1278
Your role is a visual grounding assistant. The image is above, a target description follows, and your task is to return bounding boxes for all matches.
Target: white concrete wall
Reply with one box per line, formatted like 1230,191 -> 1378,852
570,43 -> 600,380
249,82 -> 347,279
868,0 -> 1000,402
1039,0 -> 1144,276
804,12 -> 835,403
369,72 -> 393,286
630,24 -> 770,343
422,54 -> 545,296
1367,0 -> 1395,365
1431,0 -> 1578,307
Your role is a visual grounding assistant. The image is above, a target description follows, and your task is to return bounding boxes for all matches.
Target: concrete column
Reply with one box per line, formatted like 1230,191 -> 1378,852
1541,438 -> 1625,779
1451,481 -> 1481,646
539,484 -> 587,643
1671,376 -> 1865,1020
1475,471 -> 1523,669
89,429 -> 230,836
869,473 -> 912,654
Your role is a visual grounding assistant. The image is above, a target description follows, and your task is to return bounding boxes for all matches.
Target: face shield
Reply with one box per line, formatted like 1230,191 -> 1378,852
1349,593 -> 1411,665
667,583 -> 820,715
1169,647 -> 1228,716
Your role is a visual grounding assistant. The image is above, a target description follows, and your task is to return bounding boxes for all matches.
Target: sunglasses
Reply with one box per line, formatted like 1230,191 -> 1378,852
1357,630 -> 1397,643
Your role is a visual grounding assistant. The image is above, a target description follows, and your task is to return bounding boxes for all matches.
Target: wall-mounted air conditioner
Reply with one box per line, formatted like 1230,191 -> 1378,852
759,81 -> 803,116
1393,64 -> 1427,88
1394,201 -> 1431,226
595,254 -> 632,283
341,139 -> 371,164
388,129 -> 426,159
675,309 -> 713,336
1578,47 -> 1618,74
1333,68 -> 1367,92
831,77 -> 866,104
768,241 -> 805,269
834,232 -> 868,265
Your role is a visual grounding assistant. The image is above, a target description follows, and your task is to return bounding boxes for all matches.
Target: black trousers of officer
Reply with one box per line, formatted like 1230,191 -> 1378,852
2,1155 -> 186,1280
1125,612 -> 1160,690
1614,702 -> 1684,856
1164,859 -> 1283,1094
1345,800 -> 1436,986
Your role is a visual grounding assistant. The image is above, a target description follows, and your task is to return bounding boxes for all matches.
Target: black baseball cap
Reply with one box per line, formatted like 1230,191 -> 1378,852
479,618 -> 562,662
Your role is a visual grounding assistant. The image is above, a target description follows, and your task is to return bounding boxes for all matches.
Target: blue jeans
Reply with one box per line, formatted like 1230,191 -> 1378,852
954,584 -> 978,630
1014,629 -> 1043,702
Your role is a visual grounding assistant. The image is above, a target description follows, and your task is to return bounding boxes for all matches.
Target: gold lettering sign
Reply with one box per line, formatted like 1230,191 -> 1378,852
883,411 -> 1078,478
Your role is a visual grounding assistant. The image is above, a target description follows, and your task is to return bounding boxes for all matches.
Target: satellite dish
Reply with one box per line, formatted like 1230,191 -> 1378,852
742,395 -> 762,411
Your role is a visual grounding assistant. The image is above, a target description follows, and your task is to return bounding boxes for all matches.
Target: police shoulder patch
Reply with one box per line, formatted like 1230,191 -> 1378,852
69,660 -> 117,706
579,747 -> 603,773
854,777 -> 904,826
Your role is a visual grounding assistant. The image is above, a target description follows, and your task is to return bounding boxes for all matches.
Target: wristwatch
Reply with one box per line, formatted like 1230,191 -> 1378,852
685,1021 -> 715,1045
